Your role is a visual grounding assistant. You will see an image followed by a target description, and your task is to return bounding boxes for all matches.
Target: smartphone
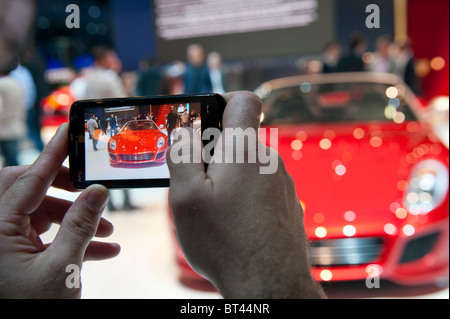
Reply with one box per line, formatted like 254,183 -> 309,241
69,94 -> 226,189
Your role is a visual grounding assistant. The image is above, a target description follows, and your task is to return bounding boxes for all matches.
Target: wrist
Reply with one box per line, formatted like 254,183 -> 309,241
212,248 -> 325,299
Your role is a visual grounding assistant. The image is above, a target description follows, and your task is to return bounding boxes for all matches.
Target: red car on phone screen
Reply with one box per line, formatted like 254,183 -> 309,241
108,120 -> 168,166
172,73 -> 449,290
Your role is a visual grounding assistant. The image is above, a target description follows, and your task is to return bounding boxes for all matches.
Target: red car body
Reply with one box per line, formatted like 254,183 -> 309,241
108,120 -> 168,165
41,86 -> 75,127
172,73 -> 449,289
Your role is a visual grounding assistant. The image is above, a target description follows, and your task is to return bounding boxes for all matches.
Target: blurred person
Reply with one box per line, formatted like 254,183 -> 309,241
70,70 -> 89,101
166,106 -> 178,146
181,111 -> 190,128
87,114 -> 99,152
0,0 -> 35,75
22,48 -> 49,152
163,60 -> 185,94
189,108 -> 197,122
9,63 -> 43,155
80,46 -> 137,212
391,37 -> 422,96
1,0 -> 40,154
183,44 -> 212,94
9,64 -> 36,115
337,32 -> 367,72
369,35 -> 395,74
99,117 -> 108,135
207,51 -> 226,94
321,41 -> 341,74
110,113 -> 117,137
135,57 -> 163,96
0,74 -> 26,167
80,46 -> 127,100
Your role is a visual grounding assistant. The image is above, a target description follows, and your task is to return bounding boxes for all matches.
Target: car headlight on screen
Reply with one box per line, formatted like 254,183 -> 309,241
157,137 -> 165,148
404,159 -> 449,215
109,140 -> 116,150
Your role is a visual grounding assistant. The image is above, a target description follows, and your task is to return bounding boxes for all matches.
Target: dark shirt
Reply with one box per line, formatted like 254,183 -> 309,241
167,112 -> 178,129
183,64 -> 212,94
135,67 -> 162,96
337,52 -> 365,72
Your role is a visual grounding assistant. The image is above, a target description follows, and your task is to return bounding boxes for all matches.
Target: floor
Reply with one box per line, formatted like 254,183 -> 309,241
5,126 -> 450,299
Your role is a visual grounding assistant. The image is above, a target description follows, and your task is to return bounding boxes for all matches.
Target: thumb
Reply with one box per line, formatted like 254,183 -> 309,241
50,185 -> 110,262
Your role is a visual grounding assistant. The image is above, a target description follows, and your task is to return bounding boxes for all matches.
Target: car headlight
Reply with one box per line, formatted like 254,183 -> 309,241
404,159 -> 449,215
157,137 -> 165,148
109,140 -> 116,150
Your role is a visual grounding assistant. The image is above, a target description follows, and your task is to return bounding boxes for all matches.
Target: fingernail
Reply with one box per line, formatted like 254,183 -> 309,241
86,187 -> 109,212
55,123 -> 68,136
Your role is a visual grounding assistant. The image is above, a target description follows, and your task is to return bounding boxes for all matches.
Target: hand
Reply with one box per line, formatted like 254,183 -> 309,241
0,124 -> 120,299
168,91 -> 324,298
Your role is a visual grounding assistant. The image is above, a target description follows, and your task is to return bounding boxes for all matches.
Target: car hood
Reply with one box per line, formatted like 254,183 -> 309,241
111,130 -> 166,151
115,130 -> 163,142
267,121 -> 443,238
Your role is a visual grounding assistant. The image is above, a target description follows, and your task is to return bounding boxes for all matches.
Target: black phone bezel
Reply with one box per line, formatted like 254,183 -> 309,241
69,94 -> 225,189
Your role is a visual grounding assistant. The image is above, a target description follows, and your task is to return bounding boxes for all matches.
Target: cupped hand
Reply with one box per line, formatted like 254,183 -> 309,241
0,124 -> 120,298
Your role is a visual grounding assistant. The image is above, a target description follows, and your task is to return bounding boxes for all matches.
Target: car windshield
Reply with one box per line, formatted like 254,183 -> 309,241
261,82 -> 417,125
122,121 -> 158,131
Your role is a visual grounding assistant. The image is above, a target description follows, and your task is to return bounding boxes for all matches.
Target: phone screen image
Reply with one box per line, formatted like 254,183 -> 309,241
83,102 -> 201,182
69,94 -> 225,188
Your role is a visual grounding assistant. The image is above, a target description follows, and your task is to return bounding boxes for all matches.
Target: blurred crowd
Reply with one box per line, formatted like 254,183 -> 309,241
0,42 -> 227,169
320,33 -> 421,95
0,32 -> 425,169
0,49 -> 48,167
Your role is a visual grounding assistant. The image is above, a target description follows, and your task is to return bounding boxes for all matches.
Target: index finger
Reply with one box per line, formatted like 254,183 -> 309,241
0,165 -> 77,198
0,123 -> 70,215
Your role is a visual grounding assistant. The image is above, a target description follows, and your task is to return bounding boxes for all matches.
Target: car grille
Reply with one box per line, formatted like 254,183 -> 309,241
309,237 -> 384,266
119,153 -> 154,162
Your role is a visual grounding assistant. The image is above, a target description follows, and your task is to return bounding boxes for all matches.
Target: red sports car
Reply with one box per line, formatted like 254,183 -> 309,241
172,72 -> 449,289
108,120 -> 168,166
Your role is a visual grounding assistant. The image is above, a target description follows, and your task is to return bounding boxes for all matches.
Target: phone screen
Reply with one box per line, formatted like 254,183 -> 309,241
84,102 -> 200,181
69,94 -> 224,188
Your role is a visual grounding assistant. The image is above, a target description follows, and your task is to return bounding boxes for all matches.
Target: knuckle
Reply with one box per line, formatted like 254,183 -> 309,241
65,212 -> 97,241
241,91 -> 263,111
0,166 -> 21,183
16,169 -> 49,190
0,166 -> 15,177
